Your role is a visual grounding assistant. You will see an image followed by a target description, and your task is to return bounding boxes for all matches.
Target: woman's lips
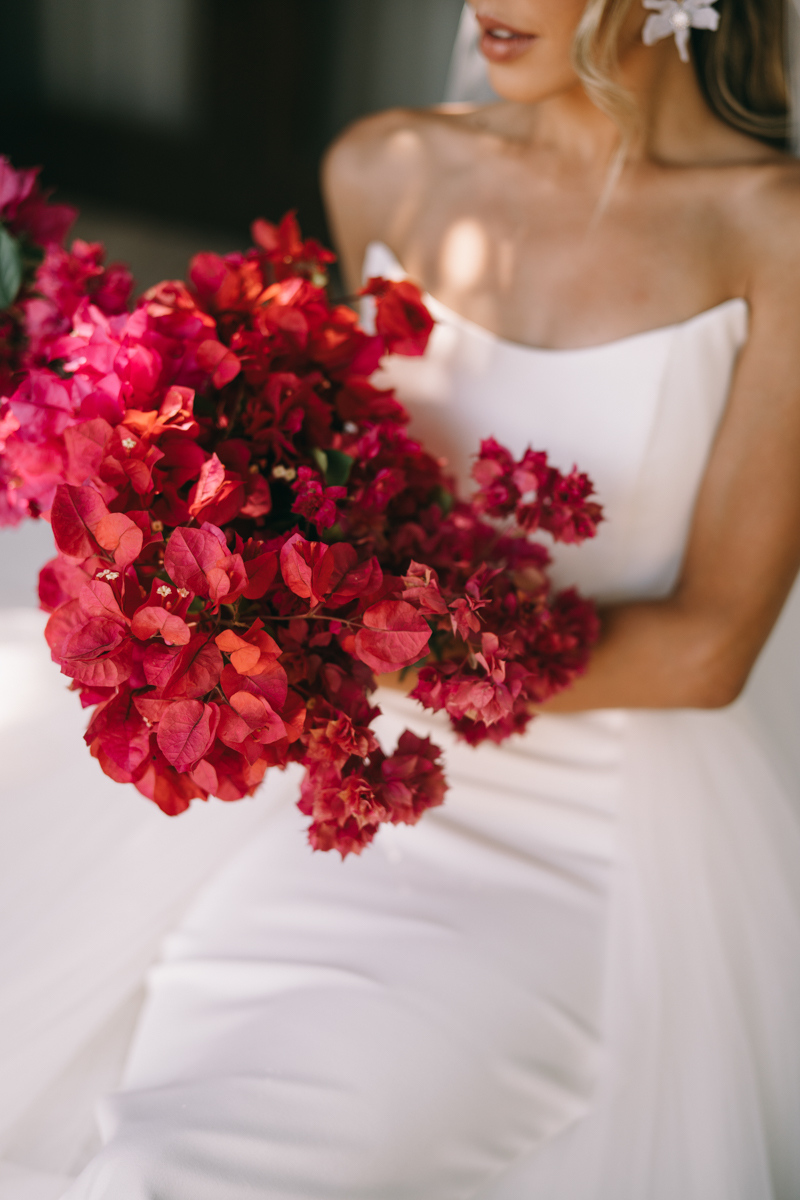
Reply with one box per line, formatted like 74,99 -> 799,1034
477,17 -> 536,63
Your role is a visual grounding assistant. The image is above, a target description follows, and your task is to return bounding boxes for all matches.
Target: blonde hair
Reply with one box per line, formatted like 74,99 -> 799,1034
573,0 -> 791,148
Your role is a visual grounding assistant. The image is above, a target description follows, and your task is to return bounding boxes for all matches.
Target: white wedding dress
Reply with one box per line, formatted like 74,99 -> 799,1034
3,241 -> 800,1199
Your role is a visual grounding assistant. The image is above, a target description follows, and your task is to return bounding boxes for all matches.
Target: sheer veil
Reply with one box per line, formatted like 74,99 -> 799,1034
444,5 -> 498,104
443,1 -> 800,800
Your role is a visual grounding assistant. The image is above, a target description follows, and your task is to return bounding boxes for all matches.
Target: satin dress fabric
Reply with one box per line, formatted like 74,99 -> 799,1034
6,241 -> 800,1198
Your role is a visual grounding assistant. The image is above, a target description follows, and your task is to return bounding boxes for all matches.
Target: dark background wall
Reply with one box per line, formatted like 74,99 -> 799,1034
0,0 -> 465,253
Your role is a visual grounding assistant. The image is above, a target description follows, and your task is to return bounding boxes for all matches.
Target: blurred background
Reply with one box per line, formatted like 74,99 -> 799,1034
0,0 -> 467,286
0,0 -> 470,604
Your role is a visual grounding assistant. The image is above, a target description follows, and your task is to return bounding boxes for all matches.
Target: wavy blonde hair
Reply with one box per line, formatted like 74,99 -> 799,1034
573,0 -> 790,148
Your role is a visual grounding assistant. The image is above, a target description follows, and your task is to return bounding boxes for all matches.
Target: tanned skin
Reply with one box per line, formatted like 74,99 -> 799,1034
323,0 -> 800,712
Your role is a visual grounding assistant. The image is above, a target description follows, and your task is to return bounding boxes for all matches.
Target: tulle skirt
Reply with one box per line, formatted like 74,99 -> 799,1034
51,682 -> 800,1200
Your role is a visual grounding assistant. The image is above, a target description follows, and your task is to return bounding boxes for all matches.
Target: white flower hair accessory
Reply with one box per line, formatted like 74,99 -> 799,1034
642,0 -> 720,63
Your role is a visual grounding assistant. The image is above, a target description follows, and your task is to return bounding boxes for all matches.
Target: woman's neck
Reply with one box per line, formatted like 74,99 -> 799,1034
510,39 -> 769,174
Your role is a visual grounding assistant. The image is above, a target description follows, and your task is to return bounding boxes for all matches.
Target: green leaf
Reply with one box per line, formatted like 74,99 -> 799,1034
324,449 -> 354,487
432,485 -> 455,516
311,447 -> 328,476
321,522 -> 344,544
0,226 -> 23,310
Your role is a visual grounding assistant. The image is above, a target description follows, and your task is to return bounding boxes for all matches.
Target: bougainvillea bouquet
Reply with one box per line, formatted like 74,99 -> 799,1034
0,155 -> 602,856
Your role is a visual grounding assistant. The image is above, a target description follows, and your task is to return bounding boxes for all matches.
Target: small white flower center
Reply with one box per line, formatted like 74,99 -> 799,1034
97,569 -> 119,581
670,8 -> 691,29
122,437 -> 136,450
157,585 -> 172,598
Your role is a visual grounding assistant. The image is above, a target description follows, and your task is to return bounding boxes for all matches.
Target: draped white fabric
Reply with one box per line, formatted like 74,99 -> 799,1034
0,608 -> 290,1196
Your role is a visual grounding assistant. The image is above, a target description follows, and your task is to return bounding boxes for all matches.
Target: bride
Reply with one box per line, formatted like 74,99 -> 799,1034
41,0 -> 800,1196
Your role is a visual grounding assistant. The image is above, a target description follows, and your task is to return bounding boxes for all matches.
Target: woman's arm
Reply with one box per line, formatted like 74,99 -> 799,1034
547,167 -> 800,712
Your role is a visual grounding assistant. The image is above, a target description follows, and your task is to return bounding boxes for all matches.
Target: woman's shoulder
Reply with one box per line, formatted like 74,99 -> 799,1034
717,148 -> 800,284
322,106 -> 491,286
324,109 -> 424,204
668,125 -> 800,296
323,105 -> 489,195
742,151 -> 800,230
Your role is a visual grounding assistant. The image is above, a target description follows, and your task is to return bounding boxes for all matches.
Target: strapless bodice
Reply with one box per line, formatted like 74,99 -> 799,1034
364,242 -> 749,604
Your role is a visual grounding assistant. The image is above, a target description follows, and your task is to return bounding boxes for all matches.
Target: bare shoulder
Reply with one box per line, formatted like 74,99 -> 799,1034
323,104 -> 485,199
325,106 -> 433,165
723,150 -> 800,285
321,106 -> 488,288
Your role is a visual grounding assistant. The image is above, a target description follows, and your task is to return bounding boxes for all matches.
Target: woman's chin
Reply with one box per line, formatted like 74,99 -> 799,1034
484,57 -> 580,106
